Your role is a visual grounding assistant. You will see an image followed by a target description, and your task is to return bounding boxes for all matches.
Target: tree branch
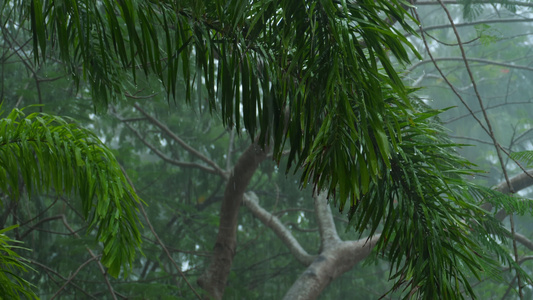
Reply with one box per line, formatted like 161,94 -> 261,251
29,259 -> 98,299
243,192 -> 316,266
417,1 -> 533,9
314,192 -> 340,250
59,216 -> 118,300
408,57 -> 533,74
133,103 -> 228,179
413,18 -> 533,34
119,165 -> 202,299
282,234 -> 381,300
50,256 -> 100,300
197,142 -> 268,299
493,169 -> 533,195
120,118 -> 221,176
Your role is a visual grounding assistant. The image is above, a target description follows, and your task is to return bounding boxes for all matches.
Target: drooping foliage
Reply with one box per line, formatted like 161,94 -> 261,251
0,106 -> 142,278
351,97 -> 526,298
2,0 -> 530,299
7,0 -> 420,208
0,225 -> 38,299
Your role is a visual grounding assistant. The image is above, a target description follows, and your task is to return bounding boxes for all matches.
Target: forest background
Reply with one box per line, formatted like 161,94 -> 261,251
2,0 -> 533,299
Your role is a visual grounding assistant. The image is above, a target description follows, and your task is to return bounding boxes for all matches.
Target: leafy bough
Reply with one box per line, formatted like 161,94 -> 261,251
0,106 -> 142,296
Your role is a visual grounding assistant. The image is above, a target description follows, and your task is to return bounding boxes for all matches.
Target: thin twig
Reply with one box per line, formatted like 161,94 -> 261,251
444,101 -> 532,124
28,260 -> 98,299
53,215 -> 118,300
408,57 -> 533,74
118,115 -> 221,175
50,256 -> 100,300
133,103 -> 228,179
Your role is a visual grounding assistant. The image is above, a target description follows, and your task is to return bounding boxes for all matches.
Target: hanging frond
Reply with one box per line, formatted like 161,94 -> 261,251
0,225 -> 38,300
470,184 -> 533,216
0,106 -> 142,278
510,150 -> 533,168
343,95 -> 532,299
4,0 -> 421,206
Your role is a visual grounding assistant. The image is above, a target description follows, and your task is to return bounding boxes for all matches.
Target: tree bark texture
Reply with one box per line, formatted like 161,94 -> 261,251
197,142 -> 268,299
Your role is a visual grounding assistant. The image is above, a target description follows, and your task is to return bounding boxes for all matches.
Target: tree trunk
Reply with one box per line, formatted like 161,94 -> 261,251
197,142 -> 268,299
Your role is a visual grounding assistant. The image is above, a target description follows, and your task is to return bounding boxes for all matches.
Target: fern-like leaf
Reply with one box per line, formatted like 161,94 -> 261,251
0,106 -> 142,278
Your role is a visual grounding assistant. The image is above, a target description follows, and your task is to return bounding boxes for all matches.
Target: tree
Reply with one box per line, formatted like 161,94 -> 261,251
3,0 -> 533,299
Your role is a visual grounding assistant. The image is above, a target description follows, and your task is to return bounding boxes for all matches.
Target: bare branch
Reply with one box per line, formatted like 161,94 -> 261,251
493,169 -> 533,195
408,57 -> 533,74
59,216 -> 118,300
29,260 -> 98,299
417,1 -> 533,9
133,103 -> 228,179
414,18 -> 533,34
120,118 -> 222,176
243,192 -> 316,266
50,256 -> 100,300
119,165 -> 202,299
20,215 -> 65,240
282,234 -> 381,300
314,192 -> 340,249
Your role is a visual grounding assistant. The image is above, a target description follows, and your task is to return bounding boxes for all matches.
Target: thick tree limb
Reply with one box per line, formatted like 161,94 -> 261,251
513,232 -> 533,251
281,193 -> 381,300
244,191 -> 380,300
243,192 -> 316,265
479,169 -> 533,257
493,170 -> 533,195
197,143 -> 268,299
314,193 -> 340,250
282,234 -> 381,300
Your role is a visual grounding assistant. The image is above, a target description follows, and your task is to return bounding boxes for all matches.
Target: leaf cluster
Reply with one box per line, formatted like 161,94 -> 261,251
0,225 -> 38,300
0,106 -> 142,278
9,0 -> 421,206
341,97 -> 525,299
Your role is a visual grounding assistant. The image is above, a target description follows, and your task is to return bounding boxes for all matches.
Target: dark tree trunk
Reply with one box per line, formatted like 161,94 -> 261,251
197,143 -> 268,299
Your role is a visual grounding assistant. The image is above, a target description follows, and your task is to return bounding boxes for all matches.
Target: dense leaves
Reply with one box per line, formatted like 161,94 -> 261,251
0,107 -> 142,277
9,0 -> 420,207
337,97 -> 525,299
